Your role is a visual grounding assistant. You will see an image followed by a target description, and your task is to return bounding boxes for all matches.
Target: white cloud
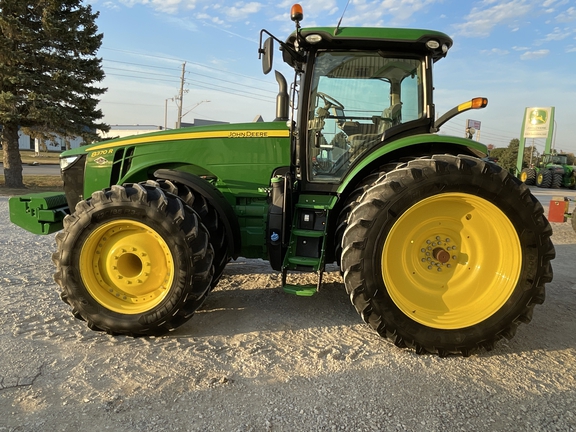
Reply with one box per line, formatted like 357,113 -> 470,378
481,48 -> 510,55
454,0 -> 533,37
556,6 -> 576,22
520,49 -> 550,59
162,15 -> 199,31
222,2 -> 264,21
543,27 -> 573,41
118,0 -> 196,14
543,0 -> 570,9
102,2 -> 120,9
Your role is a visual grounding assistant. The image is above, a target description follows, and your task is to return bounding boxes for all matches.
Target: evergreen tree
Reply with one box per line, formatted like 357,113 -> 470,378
0,0 -> 108,188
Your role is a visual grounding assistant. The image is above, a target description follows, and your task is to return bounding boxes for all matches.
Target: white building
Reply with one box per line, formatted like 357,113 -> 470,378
17,130 -> 84,152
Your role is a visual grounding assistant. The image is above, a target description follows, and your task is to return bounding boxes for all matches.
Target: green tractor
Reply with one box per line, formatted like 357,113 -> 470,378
9,5 -> 554,356
521,153 -> 576,189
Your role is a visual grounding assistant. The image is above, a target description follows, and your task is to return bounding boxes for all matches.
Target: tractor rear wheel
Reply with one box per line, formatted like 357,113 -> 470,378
53,183 -> 214,335
552,173 -> 563,189
341,154 -> 554,356
536,170 -> 553,188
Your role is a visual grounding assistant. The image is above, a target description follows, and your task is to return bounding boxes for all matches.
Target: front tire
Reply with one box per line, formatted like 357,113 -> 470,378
53,182 -> 214,335
520,168 -> 536,185
155,179 -> 229,291
341,155 -> 554,356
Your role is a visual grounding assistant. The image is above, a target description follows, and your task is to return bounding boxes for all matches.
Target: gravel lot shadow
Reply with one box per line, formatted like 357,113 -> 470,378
171,279 -> 361,338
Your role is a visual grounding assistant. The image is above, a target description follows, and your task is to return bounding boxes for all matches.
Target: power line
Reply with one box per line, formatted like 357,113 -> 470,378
101,48 -> 277,86
186,70 -> 277,95
105,72 -> 181,84
105,66 -> 181,80
103,58 -> 182,72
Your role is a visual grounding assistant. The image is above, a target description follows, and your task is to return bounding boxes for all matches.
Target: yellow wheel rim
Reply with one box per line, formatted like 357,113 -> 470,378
520,172 -> 527,182
79,219 -> 174,314
382,192 -> 521,330
537,172 -> 544,184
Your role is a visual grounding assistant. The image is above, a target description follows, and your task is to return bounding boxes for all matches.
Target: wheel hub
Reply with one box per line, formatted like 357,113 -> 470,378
419,236 -> 458,272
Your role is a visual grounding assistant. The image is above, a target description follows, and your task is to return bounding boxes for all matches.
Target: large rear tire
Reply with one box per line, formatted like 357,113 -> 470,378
53,182 -> 214,335
536,170 -> 552,188
341,155 -> 554,356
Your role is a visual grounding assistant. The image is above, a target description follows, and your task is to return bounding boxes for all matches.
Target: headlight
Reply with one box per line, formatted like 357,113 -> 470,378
305,34 -> 322,44
60,155 -> 80,171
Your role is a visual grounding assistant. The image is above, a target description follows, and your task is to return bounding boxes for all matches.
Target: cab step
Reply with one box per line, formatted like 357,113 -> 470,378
282,267 -> 323,296
281,194 -> 336,295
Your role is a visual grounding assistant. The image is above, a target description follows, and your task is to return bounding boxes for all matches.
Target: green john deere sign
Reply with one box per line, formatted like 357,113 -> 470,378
524,107 -> 553,138
516,106 -> 555,175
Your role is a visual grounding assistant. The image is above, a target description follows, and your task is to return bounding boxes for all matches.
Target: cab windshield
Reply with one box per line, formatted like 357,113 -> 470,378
307,51 -> 424,182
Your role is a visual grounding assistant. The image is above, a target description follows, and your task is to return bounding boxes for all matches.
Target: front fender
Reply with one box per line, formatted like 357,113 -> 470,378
154,169 -> 241,260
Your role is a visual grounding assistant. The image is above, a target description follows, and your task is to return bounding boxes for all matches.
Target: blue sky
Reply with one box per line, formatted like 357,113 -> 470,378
88,0 -> 575,154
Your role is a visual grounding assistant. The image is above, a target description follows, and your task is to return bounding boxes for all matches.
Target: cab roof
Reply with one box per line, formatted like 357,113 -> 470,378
286,27 -> 453,63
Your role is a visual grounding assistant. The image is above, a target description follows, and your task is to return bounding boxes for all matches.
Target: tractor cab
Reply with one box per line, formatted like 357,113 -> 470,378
259,5 -> 460,193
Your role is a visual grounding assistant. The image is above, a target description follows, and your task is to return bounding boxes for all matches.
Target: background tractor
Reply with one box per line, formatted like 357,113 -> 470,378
9,5 -> 554,356
520,153 -> 576,189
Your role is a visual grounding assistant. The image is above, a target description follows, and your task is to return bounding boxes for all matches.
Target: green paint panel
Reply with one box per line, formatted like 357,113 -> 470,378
78,122 -> 291,202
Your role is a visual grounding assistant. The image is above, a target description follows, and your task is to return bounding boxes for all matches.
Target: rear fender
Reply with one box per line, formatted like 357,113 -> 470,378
154,169 -> 241,259
337,134 -> 487,195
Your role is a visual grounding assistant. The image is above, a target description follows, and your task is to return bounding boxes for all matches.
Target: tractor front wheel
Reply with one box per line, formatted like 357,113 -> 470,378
520,168 -> 536,185
341,155 -> 554,356
53,182 -> 214,335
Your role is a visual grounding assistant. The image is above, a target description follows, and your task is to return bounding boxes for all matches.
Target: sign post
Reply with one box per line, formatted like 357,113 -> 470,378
516,107 -> 555,176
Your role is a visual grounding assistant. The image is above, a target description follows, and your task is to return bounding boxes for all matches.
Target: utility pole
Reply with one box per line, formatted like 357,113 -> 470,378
176,62 -> 186,129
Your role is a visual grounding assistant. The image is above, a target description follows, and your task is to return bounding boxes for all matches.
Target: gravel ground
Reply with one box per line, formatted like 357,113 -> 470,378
1,194 -> 575,432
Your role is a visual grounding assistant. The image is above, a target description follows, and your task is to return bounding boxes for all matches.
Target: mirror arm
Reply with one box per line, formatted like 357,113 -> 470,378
258,29 -> 305,63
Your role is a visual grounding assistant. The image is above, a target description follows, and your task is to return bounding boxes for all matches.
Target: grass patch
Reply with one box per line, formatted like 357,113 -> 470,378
0,150 -> 62,196
1,149 -> 61,165
0,175 -> 63,196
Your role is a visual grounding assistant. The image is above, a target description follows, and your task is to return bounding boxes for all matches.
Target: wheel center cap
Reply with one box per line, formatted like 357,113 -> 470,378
433,247 -> 451,264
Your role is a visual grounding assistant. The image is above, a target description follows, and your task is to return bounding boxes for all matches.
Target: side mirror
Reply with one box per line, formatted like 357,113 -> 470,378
261,37 -> 274,75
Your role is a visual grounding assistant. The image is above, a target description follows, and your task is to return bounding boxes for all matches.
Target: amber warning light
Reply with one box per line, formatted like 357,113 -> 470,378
291,4 -> 303,22
458,98 -> 488,112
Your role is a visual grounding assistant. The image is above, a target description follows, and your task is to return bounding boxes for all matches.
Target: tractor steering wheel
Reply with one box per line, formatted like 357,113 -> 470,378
317,92 -> 345,110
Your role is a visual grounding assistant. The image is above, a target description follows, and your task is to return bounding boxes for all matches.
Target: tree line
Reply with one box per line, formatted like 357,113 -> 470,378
489,138 -> 575,174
